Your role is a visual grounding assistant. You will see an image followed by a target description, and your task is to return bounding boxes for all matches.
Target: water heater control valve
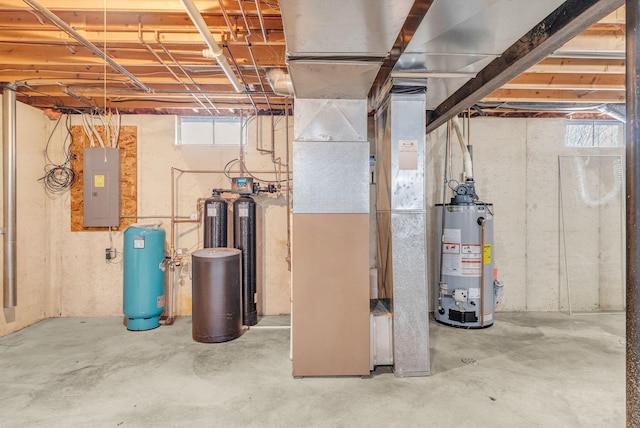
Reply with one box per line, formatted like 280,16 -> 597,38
453,289 -> 468,303
451,179 -> 478,205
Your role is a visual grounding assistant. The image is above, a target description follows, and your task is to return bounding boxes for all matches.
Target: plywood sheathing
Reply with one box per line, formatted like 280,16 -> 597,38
70,125 -> 137,231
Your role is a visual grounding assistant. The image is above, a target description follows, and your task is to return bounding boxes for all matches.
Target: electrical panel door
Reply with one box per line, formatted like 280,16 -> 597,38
83,147 -> 120,227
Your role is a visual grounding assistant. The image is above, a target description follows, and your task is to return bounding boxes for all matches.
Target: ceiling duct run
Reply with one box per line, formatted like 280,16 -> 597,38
280,0 -> 416,99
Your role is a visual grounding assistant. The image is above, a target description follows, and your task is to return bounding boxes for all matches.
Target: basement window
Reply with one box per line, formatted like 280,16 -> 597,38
176,116 -> 244,146
565,120 -> 624,148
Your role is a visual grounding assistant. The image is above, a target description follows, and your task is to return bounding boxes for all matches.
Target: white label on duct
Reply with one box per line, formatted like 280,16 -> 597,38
133,236 -> 145,249
469,288 -> 481,299
207,206 -> 218,217
398,139 -> 418,170
239,207 -> 249,218
254,292 -> 257,304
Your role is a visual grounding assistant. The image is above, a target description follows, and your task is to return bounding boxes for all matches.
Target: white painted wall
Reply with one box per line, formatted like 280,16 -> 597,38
427,117 -> 625,312
0,105 -> 626,338
46,113 -> 292,319
0,99 -> 50,336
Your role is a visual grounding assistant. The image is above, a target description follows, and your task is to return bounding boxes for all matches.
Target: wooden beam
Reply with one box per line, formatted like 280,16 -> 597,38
426,0 -> 625,134
599,5 -> 625,23
503,72 -> 625,90
529,57 -> 625,74
558,28 -> 625,52
484,88 -> 625,103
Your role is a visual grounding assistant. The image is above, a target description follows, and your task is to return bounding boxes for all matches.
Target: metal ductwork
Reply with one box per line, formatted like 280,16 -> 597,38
3,84 -> 17,314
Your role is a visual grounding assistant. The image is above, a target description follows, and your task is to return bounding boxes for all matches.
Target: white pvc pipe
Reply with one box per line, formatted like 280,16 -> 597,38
452,119 -> 474,180
180,0 -> 246,93
3,84 -> 17,309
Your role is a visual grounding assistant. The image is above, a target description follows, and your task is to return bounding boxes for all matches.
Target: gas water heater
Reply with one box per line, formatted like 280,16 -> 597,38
434,179 -> 500,328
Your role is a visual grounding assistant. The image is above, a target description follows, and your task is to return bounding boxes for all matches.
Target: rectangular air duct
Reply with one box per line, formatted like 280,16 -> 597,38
375,89 -> 430,377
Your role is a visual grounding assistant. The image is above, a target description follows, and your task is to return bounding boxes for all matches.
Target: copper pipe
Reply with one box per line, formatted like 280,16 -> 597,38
480,218 -> 486,327
284,98 -> 291,271
255,114 -> 272,154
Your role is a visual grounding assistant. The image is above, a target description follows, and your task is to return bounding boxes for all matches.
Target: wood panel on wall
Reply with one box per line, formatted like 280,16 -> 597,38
70,125 -> 137,231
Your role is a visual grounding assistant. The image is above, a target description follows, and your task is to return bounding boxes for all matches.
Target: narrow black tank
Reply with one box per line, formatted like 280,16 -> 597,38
233,196 -> 257,326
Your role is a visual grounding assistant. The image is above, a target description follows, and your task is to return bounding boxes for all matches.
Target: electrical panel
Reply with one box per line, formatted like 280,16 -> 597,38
83,147 -> 121,227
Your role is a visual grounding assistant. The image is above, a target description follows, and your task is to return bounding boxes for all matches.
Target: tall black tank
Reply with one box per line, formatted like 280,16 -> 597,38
204,192 -> 227,248
233,195 -> 257,326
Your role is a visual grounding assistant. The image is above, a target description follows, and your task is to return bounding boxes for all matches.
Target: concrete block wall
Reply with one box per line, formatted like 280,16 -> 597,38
0,106 -> 626,338
427,117 -> 625,312
0,100 -> 49,336
1,107 -> 292,337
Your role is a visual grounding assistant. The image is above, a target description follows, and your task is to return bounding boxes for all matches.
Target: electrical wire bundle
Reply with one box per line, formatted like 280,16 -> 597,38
38,114 -> 77,193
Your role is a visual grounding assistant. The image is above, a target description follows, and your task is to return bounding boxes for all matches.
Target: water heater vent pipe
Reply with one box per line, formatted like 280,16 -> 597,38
452,119 -> 473,180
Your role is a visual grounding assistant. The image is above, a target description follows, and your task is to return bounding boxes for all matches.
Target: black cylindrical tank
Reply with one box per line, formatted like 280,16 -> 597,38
191,248 -> 243,343
233,196 -> 257,326
204,192 -> 227,248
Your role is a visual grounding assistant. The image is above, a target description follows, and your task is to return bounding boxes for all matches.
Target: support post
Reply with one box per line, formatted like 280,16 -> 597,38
3,83 -> 17,316
626,0 -> 640,425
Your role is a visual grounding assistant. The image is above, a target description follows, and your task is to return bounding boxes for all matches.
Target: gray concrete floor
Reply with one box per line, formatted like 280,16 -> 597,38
0,312 -> 624,427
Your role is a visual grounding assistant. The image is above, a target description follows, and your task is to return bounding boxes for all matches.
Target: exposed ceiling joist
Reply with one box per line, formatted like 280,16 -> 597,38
484,88 -> 625,103
426,0 -> 625,133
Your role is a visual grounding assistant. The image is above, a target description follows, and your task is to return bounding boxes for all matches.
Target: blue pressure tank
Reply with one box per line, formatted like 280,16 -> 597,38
123,225 -> 166,331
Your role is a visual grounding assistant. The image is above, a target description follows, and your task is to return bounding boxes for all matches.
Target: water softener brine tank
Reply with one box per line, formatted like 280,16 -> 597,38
192,248 -> 243,343
123,224 -> 166,331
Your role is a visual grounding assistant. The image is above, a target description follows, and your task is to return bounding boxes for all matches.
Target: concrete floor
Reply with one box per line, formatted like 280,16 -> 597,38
0,312 -> 624,427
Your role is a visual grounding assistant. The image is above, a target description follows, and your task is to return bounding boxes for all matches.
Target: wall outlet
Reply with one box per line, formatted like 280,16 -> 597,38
105,248 -> 116,260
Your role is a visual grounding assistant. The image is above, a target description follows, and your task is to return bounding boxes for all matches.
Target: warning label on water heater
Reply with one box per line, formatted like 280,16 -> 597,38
461,244 -> 482,277
441,228 -> 482,277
